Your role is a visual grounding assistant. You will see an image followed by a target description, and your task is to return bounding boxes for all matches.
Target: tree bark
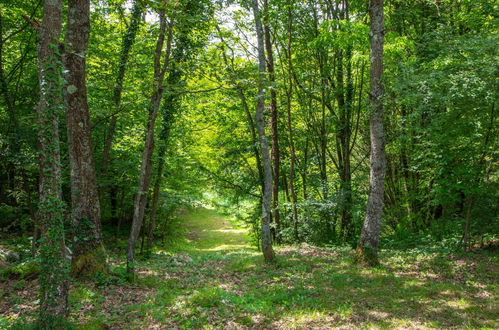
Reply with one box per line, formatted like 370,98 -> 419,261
252,0 -> 275,263
357,0 -> 386,266
36,0 -> 69,325
263,0 -> 281,242
127,10 -> 172,274
284,3 -> 299,240
63,0 -> 106,277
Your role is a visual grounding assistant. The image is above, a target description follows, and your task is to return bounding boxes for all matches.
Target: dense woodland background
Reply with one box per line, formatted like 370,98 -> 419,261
0,0 -> 497,328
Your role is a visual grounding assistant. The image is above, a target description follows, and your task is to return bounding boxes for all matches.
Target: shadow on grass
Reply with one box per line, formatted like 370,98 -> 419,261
109,246 -> 497,329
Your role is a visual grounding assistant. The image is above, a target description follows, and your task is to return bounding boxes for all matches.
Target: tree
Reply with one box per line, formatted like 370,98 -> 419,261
35,0 -> 69,325
127,6 -> 173,274
252,0 -> 275,262
263,0 -> 281,241
63,0 -> 106,276
101,0 -> 144,187
357,0 -> 386,266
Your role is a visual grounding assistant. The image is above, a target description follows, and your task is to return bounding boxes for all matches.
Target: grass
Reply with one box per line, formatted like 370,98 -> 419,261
0,208 -> 497,329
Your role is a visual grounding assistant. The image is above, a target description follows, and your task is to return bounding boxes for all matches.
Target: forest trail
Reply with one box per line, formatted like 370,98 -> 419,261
2,209 -> 496,328
180,208 -> 251,252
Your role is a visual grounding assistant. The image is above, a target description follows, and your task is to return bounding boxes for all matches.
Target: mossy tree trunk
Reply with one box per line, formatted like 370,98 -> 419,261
63,0 -> 106,277
36,0 -> 70,326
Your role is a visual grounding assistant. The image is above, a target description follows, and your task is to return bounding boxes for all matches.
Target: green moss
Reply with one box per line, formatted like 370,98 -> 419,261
70,245 -> 108,278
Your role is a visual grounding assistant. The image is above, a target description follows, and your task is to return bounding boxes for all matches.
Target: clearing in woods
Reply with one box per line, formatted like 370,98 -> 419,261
1,208 -> 497,329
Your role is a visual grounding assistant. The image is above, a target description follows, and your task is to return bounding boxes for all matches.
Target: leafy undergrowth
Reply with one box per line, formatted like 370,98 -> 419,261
1,208 -> 498,329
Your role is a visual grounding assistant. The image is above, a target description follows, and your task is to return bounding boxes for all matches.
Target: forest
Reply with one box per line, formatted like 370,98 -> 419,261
0,0 -> 497,328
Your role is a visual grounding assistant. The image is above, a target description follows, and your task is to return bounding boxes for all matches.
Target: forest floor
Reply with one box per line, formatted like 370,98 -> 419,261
1,208 -> 498,329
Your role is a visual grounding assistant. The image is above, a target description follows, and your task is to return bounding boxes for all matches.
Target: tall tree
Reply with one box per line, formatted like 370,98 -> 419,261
263,0 -> 281,240
127,7 -> 173,274
283,0 -> 299,239
35,0 -> 69,325
63,0 -> 106,276
252,0 -> 275,262
357,0 -> 386,266
101,0 -> 144,180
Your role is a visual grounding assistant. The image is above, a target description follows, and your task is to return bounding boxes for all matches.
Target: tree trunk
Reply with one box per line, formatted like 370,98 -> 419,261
63,0 -> 106,277
252,0 -> 275,263
216,26 -> 264,192
357,0 -> 386,266
127,11 -> 172,274
263,0 -> 281,242
337,46 -> 354,242
36,0 -> 69,325
284,3 -> 299,240
146,87 -> 176,253
0,13 -> 20,206
101,1 -> 143,178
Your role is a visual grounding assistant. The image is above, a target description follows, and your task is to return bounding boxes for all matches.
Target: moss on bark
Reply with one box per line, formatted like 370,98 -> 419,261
70,244 -> 107,277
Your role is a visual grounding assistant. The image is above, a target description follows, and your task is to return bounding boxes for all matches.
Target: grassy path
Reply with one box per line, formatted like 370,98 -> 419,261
1,208 -> 497,329
180,208 -> 251,252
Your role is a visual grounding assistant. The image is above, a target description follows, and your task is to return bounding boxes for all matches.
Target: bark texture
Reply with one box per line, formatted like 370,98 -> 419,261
63,0 -> 106,276
36,0 -> 69,325
263,0 -> 281,241
253,0 -> 275,263
358,0 -> 386,266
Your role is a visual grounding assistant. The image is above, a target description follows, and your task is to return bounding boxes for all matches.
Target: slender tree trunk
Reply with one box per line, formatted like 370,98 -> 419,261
147,156 -> 164,252
263,0 -> 281,241
357,0 -> 386,266
36,0 -> 69,325
216,26 -> 264,192
302,136 -> 309,200
284,2 -> 299,240
127,11 -> 172,274
239,88 -> 265,192
101,1 -> 143,177
253,0 -> 275,263
0,13 -> 20,206
147,88 -> 176,252
338,46 -> 354,242
286,89 -> 299,239
63,0 -> 106,276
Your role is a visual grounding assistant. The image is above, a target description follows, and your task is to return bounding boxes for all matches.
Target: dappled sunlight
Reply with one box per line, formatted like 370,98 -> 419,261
2,208 -> 496,328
